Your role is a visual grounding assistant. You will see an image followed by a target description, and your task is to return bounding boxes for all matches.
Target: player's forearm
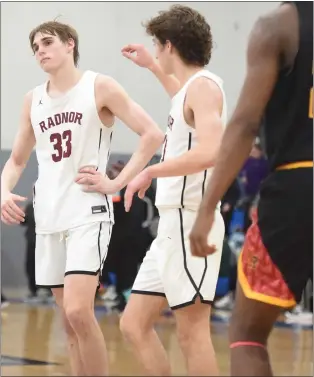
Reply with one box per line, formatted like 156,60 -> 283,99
115,130 -> 164,188
201,122 -> 257,212
146,146 -> 217,179
1,158 -> 25,195
149,62 -> 180,98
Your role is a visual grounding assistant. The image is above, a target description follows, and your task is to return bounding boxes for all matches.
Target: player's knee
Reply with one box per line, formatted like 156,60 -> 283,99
176,327 -> 192,353
64,303 -> 93,333
229,311 -> 251,342
120,313 -> 147,343
229,311 -> 266,344
119,314 -> 137,341
62,310 -> 76,338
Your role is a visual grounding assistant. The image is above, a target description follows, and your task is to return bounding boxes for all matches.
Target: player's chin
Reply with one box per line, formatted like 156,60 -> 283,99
40,61 -> 56,73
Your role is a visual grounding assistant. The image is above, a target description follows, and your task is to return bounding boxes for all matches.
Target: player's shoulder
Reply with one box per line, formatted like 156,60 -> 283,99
22,89 -> 35,109
187,71 -> 223,105
247,3 -> 298,65
95,73 -> 124,95
95,73 -> 120,89
94,74 -> 128,107
25,81 -> 46,107
25,89 -> 34,100
258,2 -> 297,25
251,3 -> 297,46
28,81 -> 47,99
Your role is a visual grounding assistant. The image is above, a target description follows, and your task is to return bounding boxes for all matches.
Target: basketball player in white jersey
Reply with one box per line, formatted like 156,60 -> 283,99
1,21 -> 164,376
117,5 -> 226,376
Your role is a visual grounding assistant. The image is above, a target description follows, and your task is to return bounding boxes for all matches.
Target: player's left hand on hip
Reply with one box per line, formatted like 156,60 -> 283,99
189,209 -> 217,257
124,169 -> 152,212
75,166 -> 119,194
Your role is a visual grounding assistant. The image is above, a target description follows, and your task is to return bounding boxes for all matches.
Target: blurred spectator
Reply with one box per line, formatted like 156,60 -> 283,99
239,139 -> 268,232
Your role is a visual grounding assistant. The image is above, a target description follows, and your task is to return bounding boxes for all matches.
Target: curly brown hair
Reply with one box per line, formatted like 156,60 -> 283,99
29,21 -> 80,66
144,5 -> 212,66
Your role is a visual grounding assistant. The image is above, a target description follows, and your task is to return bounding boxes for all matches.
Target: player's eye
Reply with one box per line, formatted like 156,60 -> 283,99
44,40 -> 52,46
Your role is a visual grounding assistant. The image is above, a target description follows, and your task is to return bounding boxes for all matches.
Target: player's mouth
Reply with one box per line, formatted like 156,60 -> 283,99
41,57 -> 50,64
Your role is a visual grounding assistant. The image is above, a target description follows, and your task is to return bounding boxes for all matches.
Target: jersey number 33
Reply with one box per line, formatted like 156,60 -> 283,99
50,130 -> 72,162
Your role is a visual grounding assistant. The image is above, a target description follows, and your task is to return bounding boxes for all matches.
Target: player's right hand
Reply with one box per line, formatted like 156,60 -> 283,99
1,192 -> 27,225
189,207 -> 217,258
121,44 -> 155,69
124,169 -> 152,212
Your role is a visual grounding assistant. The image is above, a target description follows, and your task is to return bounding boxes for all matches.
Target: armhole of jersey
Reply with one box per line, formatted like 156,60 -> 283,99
181,73 -> 226,129
92,72 -> 115,129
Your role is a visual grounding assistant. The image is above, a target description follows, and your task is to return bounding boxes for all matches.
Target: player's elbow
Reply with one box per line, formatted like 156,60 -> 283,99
153,129 -> 165,147
10,152 -> 27,169
142,127 -> 164,149
198,153 -> 217,170
197,140 -> 221,169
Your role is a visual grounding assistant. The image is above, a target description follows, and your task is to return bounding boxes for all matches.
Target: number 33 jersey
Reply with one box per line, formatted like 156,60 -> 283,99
30,70 -> 114,234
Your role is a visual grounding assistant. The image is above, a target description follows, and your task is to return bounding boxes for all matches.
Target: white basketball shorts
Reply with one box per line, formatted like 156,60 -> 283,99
132,208 -> 225,310
35,221 -> 112,287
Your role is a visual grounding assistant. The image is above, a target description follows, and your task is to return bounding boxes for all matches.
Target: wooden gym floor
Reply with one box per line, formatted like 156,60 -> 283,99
1,300 -> 313,376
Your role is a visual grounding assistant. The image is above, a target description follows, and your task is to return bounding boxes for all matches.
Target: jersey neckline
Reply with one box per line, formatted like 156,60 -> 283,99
43,70 -> 89,104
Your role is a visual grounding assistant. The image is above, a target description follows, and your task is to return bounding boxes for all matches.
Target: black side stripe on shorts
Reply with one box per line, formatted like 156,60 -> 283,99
202,169 -> 207,197
180,132 -> 192,208
197,169 -> 209,292
101,222 -> 113,272
179,208 -> 208,298
97,222 -> 103,271
96,221 -> 113,274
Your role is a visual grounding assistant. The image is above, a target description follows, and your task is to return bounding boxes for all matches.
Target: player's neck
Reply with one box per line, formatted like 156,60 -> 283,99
173,61 -> 204,87
47,63 -> 82,94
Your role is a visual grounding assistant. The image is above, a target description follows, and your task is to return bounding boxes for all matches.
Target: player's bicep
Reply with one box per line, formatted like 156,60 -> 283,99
98,76 -> 160,136
189,79 -> 224,149
11,91 -> 36,166
230,17 -> 281,132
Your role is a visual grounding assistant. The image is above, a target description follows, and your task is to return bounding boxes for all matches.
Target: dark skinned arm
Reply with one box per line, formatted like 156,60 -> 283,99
189,5 -> 293,257
200,15 -> 282,214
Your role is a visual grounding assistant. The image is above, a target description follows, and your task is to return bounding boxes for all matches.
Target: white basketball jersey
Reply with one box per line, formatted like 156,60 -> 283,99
155,69 -> 227,211
30,70 -> 114,234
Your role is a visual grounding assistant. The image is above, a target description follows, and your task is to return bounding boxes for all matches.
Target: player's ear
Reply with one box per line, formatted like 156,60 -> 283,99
67,38 -> 75,53
165,40 -> 173,53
